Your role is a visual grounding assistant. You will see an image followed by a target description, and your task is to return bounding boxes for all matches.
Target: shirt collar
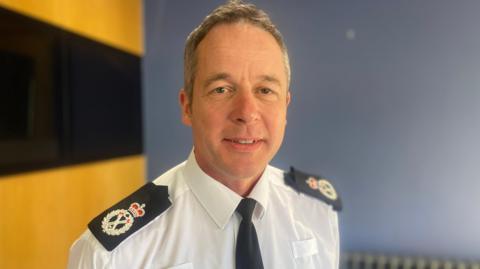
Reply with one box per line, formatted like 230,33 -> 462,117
183,150 -> 271,228
183,151 -> 242,229
247,166 -> 270,220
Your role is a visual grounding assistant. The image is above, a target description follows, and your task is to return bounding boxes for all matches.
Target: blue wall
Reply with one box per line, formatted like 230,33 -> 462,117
144,0 -> 480,259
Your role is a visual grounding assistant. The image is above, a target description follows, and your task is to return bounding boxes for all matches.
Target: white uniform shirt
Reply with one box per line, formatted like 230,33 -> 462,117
68,152 -> 340,269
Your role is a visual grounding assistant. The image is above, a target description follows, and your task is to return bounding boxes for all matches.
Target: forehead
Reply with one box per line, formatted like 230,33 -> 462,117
195,22 -> 286,84
199,22 -> 281,51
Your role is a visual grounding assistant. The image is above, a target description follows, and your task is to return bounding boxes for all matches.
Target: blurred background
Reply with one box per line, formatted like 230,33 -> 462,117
1,0 -> 479,268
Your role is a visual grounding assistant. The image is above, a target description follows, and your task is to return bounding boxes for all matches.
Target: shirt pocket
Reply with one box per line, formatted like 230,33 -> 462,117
291,238 -> 319,269
165,262 -> 194,269
291,238 -> 319,258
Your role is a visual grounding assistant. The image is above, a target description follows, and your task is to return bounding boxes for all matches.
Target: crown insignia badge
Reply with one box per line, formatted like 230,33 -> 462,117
305,176 -> 338,201
128,202 -> 145,218
101,202 -> 146,236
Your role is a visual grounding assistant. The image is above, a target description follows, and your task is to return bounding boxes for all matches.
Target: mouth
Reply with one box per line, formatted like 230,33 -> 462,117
224,138 -> 259,144
223,138 -> 264,151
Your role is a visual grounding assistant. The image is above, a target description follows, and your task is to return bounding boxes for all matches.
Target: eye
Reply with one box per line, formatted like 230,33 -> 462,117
210,86 -> 232,95
256,87 -> 280,101
206,86 -> 234,98
214,87 -> 226,94
259,88 -> 273,94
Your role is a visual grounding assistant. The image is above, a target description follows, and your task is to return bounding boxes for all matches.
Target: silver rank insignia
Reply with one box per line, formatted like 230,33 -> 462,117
284,167 -> 342,211
101,202 -> 146,236
306,176 -> 338,201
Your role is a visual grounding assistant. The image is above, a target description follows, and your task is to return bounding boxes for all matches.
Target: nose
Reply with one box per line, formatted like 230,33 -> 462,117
230,89 -> 259,125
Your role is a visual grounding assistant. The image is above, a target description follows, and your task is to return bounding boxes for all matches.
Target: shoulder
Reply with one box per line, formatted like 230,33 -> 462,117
269,165 -> 342,211
87,182 -> 172,251
68,162 -> 190,267
67,229 -> 110,268
84,162 -> 190,252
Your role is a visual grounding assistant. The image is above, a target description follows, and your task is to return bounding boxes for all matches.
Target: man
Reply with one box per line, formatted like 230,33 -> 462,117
68,1 -> 341,268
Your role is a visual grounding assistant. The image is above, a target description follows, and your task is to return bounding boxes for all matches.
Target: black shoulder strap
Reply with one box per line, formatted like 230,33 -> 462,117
284,166 -> 342,211
88,182 -> 171,251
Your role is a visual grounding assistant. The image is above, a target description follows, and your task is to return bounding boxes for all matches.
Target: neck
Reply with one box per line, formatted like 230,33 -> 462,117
221,175 -> 261,197
193,152 -> 264,197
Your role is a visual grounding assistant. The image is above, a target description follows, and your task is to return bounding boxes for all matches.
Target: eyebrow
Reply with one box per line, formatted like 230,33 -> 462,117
203,73 -> 232,88
202,73 -> 282,88
257,75 -> 281,87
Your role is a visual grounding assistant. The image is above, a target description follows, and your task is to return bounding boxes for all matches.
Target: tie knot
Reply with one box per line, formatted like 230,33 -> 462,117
236,198 -> 256,222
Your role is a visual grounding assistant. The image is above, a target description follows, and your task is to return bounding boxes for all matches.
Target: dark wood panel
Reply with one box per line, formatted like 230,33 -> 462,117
0,7 -> 142,176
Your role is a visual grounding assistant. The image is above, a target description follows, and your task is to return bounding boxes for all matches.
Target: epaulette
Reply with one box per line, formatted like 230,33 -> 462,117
88,182 -> 171,251
284,166 -> 342,211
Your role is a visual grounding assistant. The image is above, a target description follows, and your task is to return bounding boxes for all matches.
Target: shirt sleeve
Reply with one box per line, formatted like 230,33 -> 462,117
67,230 -> 111,269
332,211 -> 340,269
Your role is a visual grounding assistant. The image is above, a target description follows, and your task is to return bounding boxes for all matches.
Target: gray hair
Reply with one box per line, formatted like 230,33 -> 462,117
183,0 -> 291,103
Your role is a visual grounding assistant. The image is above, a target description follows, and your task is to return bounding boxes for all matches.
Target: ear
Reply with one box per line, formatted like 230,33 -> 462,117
179,89 -> 192,126
285,90 -> 291,125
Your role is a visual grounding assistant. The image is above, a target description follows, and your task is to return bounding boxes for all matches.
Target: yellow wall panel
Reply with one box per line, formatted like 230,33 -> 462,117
0,0 -> 143,55
0,1 -> 144,268
0,155 -> 145,269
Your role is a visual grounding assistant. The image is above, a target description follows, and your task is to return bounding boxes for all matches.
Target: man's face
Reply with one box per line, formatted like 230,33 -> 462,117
180,22 -> 290,182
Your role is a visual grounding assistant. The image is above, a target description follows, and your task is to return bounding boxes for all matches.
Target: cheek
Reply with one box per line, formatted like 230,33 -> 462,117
265,110 -> 287,138
192,108 -> 225,137
201,111 -> 222,128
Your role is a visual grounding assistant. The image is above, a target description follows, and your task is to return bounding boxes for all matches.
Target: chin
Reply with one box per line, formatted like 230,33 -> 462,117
224,162 -> 265,180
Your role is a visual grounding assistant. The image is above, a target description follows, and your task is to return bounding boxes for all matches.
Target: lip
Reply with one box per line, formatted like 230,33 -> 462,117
223,137 -> 264,152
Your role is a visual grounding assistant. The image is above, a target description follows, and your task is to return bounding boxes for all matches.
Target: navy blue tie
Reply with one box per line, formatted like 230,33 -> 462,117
235,198 -> 264,269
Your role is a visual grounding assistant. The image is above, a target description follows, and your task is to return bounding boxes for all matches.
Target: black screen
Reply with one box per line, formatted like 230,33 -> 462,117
0,51 -> 33,139
0,7 -> 142,176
